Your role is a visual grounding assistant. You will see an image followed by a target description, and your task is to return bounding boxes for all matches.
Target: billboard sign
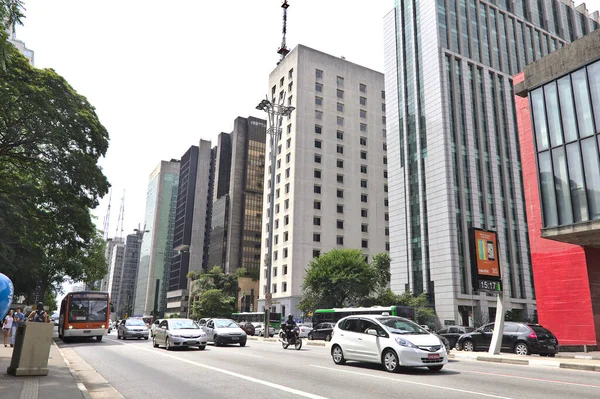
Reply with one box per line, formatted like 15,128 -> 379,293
469,228 -> 502,292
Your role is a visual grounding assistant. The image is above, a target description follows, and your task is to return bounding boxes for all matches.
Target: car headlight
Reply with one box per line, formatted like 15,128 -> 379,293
68,325 -> 73,329
171,334 -> 181,338
395,337 -> 417,348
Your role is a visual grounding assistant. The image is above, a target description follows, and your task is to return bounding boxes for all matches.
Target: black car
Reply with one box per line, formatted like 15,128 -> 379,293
437,325 -> 475,349
456,322 -> 559,356
307,322 -> 334,341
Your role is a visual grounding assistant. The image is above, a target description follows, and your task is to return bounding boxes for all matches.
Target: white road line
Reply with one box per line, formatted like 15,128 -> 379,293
112,340 -> 327,399
310,365 -> 514,399
460,369 -> 600,389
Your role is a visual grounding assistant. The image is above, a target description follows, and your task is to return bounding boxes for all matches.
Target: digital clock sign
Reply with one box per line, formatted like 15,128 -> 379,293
469,228 -> 502,292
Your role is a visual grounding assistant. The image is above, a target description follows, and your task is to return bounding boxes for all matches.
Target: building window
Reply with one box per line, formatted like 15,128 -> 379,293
337,174 -> 344,183
385,227 -> 390,236
280,77 -> 284,87
289,68 -> 293,79
282,282 -> 287,292
286,153 -> 291,163
382,128 -> 386,137
337,130 -> 344,140
360,123 -> 367,132
287,124 -> 292,134
385,212 -> 389,221
337,220 -> 344,229
337,89 -> 344,99
382,116 -> 386,124
315,96 -> 323,106
315,125 -> 322,134
314,169 -> 322,179
275,204 -> 280,214
337,159 -> 344,168
314,200 -> 321,210
274,251 -> 278,261
359,83 -> 367,93
316,69 -> 323,79
315,82 -> 323,92
285,183 -> 290,193
386,242 -> 390,251
360,96 -> 367,106
313,216 -> 321,226
361,224 -> 368,233
383,170 -> 388,178
284,232 -> 289,242
383,156 -> 388,165
384,184 -> 388,193
337,204 -> 344,214
272,283 -> 277,294
361,209 -> 368,217
276,188 -> 280,198
288,95 -> 293,106
337,116 -> 344,126
275,219 -> 279,229
361,194 -> 368,203
286,138 -> 291,148
313,233 -> 321,242
360,109 -> 367,119
278,144 -> 282,154
283,264 -> 288,274
314,185 -> 321,194
314,154 -> 322,163
285,168 -> 290,178
284,215 -> 289,225
362,239 -> 368,248
364,255 -> 369,263
384,198 -> 389,207
313,249 -> 320,258
381,90 -> 385,99
337,189 -> 344,198
337,145 -> 344,154
271,85 -> 276,97
336,236 -> 344,245
277,160 -> 281,169
361,151 -> 367,160
315,110 -> 323,120
361,179 -> 368,188
360,137 -> 367,146
361,165 -> 367,173
337,102 -> 344,112
337,76 -> 344,86
383,143 -> 387,151
275,235 -> 279,244
288,82 -> 293,92
314,139 -> 322,149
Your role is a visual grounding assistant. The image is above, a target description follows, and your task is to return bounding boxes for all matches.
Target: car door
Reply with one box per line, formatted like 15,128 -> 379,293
501,323 -> 519,351
204,320 -> 215,342
354,319 -> 383,361
478,323 -> 495,350
445,327 -> 458,347
312,323 -> 324,339
336,318 -> 360,359
156,320 -> 168,345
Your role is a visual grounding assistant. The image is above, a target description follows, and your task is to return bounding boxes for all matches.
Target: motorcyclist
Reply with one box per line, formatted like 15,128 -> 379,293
283,315 -> 297,341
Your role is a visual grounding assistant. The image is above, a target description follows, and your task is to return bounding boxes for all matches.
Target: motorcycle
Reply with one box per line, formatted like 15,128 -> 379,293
280,325 -> 302,350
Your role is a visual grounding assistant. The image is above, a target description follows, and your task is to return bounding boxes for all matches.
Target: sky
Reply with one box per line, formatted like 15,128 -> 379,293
15,0 -> 396,238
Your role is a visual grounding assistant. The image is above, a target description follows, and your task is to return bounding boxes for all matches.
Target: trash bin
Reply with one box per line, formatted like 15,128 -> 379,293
7,322 -> 54,376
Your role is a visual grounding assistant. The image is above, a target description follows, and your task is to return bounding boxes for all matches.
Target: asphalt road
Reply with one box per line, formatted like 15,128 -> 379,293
60,331 -> 600,399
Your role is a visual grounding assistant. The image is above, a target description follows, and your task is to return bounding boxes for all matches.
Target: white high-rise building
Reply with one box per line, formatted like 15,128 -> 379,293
258,45 -> 389,319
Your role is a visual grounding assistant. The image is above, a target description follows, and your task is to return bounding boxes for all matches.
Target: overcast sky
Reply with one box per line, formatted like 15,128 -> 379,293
15,0 -> 600,239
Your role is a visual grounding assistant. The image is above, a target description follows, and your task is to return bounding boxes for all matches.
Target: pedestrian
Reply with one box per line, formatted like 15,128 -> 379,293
27,302 -> 49,323
11,307 -> 25,347
3,309 -> 14,347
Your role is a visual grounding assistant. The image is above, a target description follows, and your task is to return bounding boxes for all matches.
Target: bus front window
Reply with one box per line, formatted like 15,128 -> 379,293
69,298 -> 108,322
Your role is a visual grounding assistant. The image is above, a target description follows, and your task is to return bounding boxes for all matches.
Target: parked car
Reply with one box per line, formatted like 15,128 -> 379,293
117,318 -> 150,340
455,322 -> 559,356
253,322 -> 275,337
437,325 -> 475,349
307,322 -> 335,341
153,318 -> 207,350
297,323 -> 313,338
330,315 -> 447,372
150,319 -> 164,337
239,322 -> 256,336
201,318 -> 247,346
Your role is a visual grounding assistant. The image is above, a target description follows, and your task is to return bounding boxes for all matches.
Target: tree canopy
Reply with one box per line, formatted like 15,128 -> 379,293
188,266 -> 240,319
0,28 -> 110,299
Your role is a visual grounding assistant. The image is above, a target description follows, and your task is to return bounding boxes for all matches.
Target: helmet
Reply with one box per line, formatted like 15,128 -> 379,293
288,315 -> 294,321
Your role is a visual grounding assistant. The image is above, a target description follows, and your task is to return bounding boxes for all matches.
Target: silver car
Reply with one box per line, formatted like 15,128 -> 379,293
202,318 -> 247,346
153,318 -> 208,350
117,318 -> 150,340
150,319 -> 164,337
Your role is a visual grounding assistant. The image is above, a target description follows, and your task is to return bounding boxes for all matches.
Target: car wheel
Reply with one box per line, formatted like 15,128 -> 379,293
214,335 -> 220,347
144,336 -> 149,340
428,365 -> 444,372
324,334 -> 332,342
197,345 -> 206,350
382,349 -> 401,373
152,337 -> 159,348
331,345 -> 346,365
96,336 -> 103,342
166,338 -> 172,351
514,342 -> 530,356
240,341 -> 246,347
548,353 -> 556,357
462,340 -> 474,352
308,333 -> 313,341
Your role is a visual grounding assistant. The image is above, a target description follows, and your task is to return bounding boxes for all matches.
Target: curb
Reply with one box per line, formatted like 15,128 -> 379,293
53,341 -> 93,399
248,336 -> 328,347
451,352 -> 600,372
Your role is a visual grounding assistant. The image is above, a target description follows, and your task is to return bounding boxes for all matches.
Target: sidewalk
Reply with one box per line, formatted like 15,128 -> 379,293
450,350 -> 600,372
0,341 -> 88,399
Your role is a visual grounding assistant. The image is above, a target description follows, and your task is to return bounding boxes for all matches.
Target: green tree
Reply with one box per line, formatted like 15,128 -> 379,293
0,43 -> 110,299
371,252 -> 391,294
190,289 -> 235,319
187,266 -> 240,319
298,249 -> 376,313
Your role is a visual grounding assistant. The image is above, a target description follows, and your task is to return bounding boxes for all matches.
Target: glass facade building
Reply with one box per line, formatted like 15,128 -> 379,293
384,0 -> 600,326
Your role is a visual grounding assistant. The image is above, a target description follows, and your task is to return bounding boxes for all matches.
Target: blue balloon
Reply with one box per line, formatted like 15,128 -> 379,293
0,273 -> 14,318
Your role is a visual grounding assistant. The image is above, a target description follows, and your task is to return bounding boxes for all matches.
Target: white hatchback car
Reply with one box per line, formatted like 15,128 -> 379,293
330,315 -> 448,372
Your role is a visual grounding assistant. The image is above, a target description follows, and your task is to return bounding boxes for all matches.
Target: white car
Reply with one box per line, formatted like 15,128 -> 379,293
330,315 -> 448,373
150,319 -> 164,337
297,324 -> 313,338
201,318 -> 247,346
152,318 -> 207,350
252,322 -> 275,337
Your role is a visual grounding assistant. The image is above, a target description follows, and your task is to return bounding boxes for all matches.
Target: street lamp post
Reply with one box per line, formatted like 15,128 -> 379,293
256,95 -> 294,332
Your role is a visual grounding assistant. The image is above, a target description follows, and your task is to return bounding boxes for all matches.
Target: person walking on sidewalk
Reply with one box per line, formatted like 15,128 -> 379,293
3,309 -> 14,347
27,302 -> 49,323
10,307 -> 25,347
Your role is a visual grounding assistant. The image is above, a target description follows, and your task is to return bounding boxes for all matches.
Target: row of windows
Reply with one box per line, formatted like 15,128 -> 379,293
315,96 -> 386,111
313,201 -> 390,220
313,128 -> 387,150
312,217 -> 390,234
312,167 -> 388,187
264,282 -> 288,294
315,69 -> 381,97
315,108 -> 371,119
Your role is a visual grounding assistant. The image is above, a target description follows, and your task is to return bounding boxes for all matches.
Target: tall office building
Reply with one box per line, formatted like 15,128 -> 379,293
117,230 -> 144,318
383,0 -> 600,326
134,160 -> 180,317
107,242 -> 125,307
100,237 -> 124,292
258,45 -> 389,319
7,23 -> 34,64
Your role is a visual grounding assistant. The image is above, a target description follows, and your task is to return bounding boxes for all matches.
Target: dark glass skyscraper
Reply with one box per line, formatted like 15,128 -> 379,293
384,0 -> 600,326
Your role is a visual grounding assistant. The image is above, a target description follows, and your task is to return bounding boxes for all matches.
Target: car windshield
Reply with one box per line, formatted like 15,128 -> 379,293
126,319 -> 145,326
215,319 -> 238,328
377,317 -> 429,334
169,320 -> 199,330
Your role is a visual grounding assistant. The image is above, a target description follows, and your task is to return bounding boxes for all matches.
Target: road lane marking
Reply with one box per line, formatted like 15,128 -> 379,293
112,340 -> 327,399
460,369 -> 600,389
310,365 -> 514,399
